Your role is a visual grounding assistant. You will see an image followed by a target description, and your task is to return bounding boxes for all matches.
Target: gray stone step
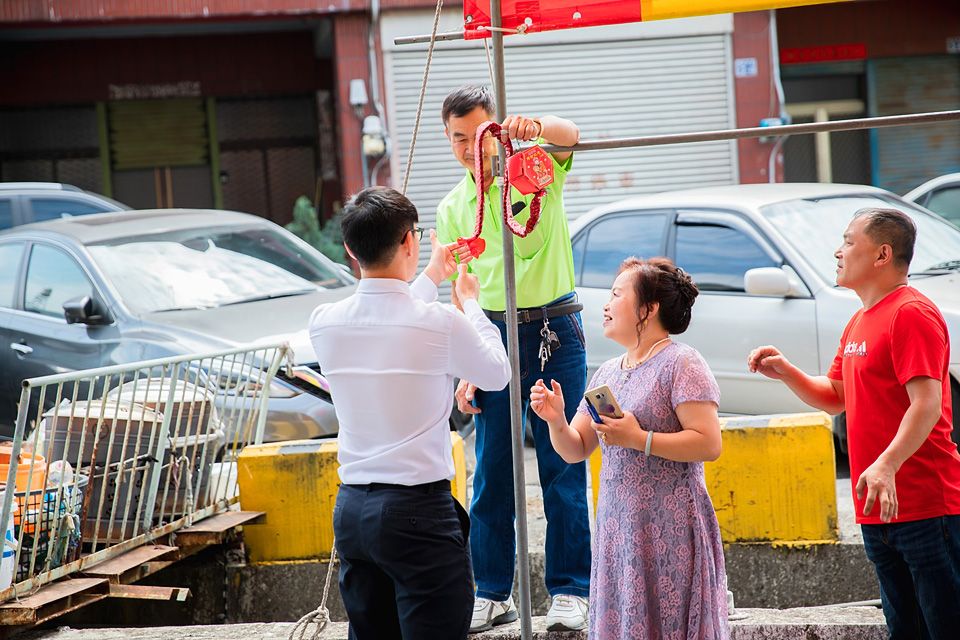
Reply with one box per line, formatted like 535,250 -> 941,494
21,608 -> 887,639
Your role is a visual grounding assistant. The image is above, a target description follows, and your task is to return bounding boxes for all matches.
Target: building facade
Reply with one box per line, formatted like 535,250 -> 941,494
1,1 -> 784,227
776,0 -> 960,194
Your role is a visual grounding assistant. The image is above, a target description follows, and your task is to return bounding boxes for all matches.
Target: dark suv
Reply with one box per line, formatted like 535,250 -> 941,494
0,182 -> 130,230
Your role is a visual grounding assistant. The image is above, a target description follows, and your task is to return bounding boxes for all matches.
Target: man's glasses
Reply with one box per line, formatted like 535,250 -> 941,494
409,226 -> 424,243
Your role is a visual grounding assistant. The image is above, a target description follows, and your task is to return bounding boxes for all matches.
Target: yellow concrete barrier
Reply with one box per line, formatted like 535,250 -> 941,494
588,412 -> 838,543
238,432 -> 468,563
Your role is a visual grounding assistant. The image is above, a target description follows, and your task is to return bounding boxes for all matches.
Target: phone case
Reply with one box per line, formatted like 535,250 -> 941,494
585,385 -> 623,419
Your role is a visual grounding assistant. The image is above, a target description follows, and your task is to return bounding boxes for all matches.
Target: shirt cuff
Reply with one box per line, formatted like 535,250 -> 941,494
410,272 -> 439,302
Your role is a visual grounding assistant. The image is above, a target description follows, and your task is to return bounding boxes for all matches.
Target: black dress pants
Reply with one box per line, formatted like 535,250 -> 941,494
333,481 -> 474,640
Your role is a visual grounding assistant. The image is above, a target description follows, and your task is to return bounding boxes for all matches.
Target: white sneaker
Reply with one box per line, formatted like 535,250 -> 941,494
545,594 -> 589,631
469,596 -> 518,633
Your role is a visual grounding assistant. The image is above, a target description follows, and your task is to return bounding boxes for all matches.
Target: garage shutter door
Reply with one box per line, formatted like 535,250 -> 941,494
109,99 -> 208,170
871,56 -> 960,195
384,17 -> 737,273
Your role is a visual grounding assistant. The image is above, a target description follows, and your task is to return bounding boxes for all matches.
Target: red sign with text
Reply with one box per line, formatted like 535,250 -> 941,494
780,43 -> 867,64
463,1 -> 642,39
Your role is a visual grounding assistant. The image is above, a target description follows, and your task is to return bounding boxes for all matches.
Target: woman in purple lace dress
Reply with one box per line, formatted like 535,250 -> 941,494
531,257 -> 728,640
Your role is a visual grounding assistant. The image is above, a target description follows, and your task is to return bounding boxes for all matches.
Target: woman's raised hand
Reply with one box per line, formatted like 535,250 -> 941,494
530,378 -> 565,424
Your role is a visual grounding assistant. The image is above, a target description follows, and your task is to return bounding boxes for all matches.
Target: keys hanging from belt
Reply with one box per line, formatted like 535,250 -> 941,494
539,315 -> 561,372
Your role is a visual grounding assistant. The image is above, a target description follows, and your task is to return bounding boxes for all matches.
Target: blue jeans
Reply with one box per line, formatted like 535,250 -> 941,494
861,515 -> 960,640
470,303 -> 591,601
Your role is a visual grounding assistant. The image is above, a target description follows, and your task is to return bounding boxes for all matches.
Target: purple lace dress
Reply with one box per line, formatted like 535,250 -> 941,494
578,342 -> 729,640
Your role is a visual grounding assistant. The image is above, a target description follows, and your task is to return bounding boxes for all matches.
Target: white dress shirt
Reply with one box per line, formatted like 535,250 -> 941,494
309,273 -> 511,485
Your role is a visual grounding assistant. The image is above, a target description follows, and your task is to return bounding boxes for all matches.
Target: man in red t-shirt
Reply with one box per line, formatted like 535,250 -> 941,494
748,207 -> 960,639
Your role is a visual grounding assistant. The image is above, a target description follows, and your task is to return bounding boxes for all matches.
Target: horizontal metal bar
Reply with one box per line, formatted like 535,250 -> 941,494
541,110 -> 960,153
0,498 -> 238,603
21,343 -> 288,388
394,29 -> 466,45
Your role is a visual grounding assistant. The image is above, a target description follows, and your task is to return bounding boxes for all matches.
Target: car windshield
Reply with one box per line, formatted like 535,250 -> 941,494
88,224 -> 351,314
760,194 -> 960,284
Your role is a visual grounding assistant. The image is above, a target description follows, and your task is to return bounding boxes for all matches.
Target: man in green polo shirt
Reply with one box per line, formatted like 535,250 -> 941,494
436,85 -> 590,633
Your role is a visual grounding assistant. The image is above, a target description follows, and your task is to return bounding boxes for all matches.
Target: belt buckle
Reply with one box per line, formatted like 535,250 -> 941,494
518,309 -> 531,323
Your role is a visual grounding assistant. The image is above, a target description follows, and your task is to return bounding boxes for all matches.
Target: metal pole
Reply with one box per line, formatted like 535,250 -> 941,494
394,29 -> 466,45
540,109 -> 960,153
489,1 -> 532,638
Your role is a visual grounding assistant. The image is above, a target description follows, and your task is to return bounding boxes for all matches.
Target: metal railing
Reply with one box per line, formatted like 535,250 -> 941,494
0,343 -> 289,602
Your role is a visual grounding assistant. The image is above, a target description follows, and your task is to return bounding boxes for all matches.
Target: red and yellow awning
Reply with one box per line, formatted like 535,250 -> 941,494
463,0 -> 850,39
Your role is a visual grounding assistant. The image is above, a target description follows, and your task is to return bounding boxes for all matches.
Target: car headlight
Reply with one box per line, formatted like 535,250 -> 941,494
199,360 -> 298,399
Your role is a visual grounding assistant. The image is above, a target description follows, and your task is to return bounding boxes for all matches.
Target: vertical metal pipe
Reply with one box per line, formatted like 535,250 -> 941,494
142,363 -> 178,532
1,385 -> 31,584
814,107 -> 833,183
489,2 -> 532,638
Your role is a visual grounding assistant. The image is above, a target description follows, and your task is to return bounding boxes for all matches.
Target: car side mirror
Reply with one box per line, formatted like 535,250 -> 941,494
744,267 -> 793,297
63,296 -> 111,326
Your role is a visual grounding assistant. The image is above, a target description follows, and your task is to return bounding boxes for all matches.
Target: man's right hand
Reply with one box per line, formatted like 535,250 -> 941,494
454,263 -> 480,302
747,345 -> 792,380
456,379 -> 481,415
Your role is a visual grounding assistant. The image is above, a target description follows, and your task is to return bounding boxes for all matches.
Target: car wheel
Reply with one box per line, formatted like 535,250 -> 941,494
833,412 -> 848,455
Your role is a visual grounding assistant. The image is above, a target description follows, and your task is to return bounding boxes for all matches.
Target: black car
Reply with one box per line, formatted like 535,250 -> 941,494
0,209 -> 355,440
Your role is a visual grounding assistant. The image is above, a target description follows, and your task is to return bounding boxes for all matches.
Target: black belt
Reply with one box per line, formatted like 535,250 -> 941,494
346,479 -> 451,494
483,302 -> 583,324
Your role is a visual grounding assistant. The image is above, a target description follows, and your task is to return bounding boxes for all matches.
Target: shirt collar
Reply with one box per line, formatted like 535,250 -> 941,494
357,278 -> 412,295
463,169 -> 498,205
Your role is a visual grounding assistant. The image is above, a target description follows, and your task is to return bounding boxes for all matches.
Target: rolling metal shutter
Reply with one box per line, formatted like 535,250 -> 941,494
383,13 -> 737,274
109,99 -> 208,170
0,106 -> 102,192
870,55 -> 960,195
216,96 -> 319,224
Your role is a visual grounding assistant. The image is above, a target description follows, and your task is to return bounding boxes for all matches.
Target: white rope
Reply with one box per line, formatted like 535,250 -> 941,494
482,38 -> 496,102
400,0 -> 444,196
287,544 -> 339,640
288,3 -> 443,635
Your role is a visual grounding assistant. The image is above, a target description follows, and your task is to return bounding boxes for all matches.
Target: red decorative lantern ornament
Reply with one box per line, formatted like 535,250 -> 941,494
506,145 -> 554,195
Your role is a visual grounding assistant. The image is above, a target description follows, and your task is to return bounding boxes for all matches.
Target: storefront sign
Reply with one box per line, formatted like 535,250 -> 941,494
109,81 -> 202,100
780,44 -> 867,64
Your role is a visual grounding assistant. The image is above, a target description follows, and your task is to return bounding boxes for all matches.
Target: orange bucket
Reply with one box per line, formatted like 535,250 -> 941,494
0,444 -> 48,495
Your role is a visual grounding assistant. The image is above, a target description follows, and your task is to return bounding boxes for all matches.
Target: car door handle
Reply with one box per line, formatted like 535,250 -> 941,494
10,343 -> 33,356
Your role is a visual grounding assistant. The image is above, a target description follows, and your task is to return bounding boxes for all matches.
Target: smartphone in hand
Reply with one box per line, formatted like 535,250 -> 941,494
584,384 -> 624,419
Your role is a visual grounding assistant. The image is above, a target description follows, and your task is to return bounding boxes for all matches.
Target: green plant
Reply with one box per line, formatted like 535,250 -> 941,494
286,196 -> 347,265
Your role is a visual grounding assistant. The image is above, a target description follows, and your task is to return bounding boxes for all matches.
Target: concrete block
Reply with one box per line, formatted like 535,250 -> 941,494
237,434 -> 467,563
225,552 -> 553,624
706,412 -> 838,543
238,439 -> 340,563
724,541 -> 878,608
730,606 -> 887,640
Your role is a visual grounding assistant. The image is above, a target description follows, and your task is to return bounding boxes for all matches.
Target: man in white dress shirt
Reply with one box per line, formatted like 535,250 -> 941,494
309,186 -> 511,639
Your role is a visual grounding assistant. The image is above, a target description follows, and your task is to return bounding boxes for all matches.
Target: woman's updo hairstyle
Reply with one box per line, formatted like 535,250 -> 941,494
618,257 -> 699,335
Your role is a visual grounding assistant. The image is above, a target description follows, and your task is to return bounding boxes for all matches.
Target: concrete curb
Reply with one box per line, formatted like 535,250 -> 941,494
21,609 -> 887,639
224,542 -> 877,623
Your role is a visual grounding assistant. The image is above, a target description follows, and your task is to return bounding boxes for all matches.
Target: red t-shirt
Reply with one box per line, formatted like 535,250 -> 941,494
827,286 -> 960,524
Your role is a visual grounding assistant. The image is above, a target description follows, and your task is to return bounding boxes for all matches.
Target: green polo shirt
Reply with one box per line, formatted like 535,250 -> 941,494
436,153 -> 575,312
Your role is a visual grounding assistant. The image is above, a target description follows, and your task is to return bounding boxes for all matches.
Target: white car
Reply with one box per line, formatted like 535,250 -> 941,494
903,173 -> 960,228
570,183 -> 960,448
